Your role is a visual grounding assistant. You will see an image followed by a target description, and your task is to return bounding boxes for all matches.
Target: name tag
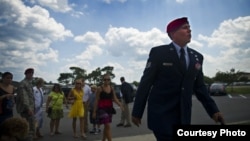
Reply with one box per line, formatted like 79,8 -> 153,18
163,62 -> 173,66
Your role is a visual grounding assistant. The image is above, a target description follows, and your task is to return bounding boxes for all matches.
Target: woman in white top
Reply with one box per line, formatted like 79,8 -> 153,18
33,78 -> 44,138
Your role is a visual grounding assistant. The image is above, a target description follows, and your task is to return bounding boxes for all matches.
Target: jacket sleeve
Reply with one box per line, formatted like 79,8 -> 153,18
132,47 -> 159,118
193,55 -> 220,117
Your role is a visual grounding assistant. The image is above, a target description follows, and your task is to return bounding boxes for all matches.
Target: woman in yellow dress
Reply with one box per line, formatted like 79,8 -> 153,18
67,79 -> 86,138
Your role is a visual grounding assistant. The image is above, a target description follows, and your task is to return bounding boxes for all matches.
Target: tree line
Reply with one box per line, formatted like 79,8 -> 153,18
57,66 -> 116,85
0,67 -> 249,87
57,67 -> 249,87
204,68 -> 249,85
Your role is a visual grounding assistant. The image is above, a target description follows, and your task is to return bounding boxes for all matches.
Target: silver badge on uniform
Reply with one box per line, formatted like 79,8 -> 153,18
163,62 -> 173,66
145,62 -> 151,69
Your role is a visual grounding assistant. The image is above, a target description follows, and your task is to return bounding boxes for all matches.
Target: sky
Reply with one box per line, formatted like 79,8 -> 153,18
0,0 -> 250,84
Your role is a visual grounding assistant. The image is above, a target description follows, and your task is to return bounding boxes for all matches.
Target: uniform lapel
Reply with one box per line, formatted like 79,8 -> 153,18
169,43 -> 184,74
187,48 -> 195,72
187,48 -> 201,75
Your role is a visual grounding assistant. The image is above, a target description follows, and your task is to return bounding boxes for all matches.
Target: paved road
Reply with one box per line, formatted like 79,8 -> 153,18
12,94 -> 250,141
14,104 -> 154,141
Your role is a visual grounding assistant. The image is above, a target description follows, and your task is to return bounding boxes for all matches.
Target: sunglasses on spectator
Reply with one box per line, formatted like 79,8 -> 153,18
103,78 -> 111,81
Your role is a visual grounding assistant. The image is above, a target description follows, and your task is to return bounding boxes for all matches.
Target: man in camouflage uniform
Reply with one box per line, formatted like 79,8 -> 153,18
16,68 -> 36,141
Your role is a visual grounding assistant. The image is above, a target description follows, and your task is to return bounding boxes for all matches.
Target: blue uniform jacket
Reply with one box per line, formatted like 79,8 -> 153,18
132,43 -> 219,135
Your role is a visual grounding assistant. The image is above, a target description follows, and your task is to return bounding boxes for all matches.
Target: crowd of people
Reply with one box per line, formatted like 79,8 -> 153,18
0,69 -> 127,141
0,17 -> 225,141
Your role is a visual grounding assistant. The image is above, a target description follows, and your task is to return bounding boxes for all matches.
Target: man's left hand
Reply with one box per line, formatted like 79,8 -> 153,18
212,112 -> 225,125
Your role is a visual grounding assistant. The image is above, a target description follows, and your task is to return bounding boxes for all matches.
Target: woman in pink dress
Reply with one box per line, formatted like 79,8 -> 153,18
93,74 -> 123,141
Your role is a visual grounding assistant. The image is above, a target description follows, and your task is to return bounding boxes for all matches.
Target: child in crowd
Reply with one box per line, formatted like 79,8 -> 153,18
88,85 -> 101,134
0,117 -> 29,141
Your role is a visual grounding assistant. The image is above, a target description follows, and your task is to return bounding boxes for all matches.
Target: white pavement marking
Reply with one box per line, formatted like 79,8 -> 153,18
94,134 -> 155,141
227,94 -> 248,99
239,94 -> 247,99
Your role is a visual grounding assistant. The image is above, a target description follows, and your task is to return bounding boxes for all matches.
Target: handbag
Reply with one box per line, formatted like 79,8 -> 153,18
47,95 -> 60,115
111,107 -> 116,114
97,109 -> 109,120
47,107 -> 52,115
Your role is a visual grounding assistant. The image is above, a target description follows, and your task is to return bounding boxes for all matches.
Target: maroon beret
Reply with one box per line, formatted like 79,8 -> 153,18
166,17 -> 189,33
24,68 -> 34,74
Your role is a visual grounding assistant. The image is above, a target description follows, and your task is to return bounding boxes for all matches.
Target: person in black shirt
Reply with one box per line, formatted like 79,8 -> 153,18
116,77 -> 133,127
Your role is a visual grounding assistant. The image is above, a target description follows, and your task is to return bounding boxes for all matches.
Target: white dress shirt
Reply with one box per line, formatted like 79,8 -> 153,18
82,84 -> 91,102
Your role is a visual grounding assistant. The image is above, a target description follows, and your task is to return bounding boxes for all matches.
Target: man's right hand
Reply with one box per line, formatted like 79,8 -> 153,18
132,116 -> 141,127
28,109 -> 34,116
212,112 -> 225,125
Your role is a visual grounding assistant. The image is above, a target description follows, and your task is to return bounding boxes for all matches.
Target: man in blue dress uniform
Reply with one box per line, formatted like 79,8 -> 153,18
131,17 -> 225,141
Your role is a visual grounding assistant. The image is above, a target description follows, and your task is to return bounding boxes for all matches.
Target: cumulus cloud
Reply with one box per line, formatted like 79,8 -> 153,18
0,0 -> 73,80
37,0 -> 72,13
67,26 -> 169,83
102,0 -> 127,4
104,26 -> 169,58
189,40 -> 203,50
74,32 -> 106,45
199,16 -> 250,49
73,26 -> 169,67
176,0 -> 186,4
76,45 -> 103,60
1,0 -> 248,85
90,27 -> 168,81
198,16 -> 250,77
79,16 -> 249,81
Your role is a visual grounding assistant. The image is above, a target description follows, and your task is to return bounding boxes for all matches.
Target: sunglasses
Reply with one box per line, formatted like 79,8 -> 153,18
103,78 -> 111,81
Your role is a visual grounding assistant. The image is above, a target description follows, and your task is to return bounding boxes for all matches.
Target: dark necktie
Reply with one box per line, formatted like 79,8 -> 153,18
180,48 -> 187,72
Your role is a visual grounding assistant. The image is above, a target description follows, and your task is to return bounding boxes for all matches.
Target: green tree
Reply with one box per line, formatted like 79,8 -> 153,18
88,67 -> 102,84
96,66 -> 115,85
238,76 -> 248,82
57,73 -> 73,85
237,71 -> 249,82
132,81 -> 139,87
227,68 -> 238,85
57,66 -> 116,85
213,71 -> 227,82
213,68 -> 239,91
204,75 -> 213,85
101,66 -> 115,79
69,67 -> 87,80
214,68 -> 238,85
